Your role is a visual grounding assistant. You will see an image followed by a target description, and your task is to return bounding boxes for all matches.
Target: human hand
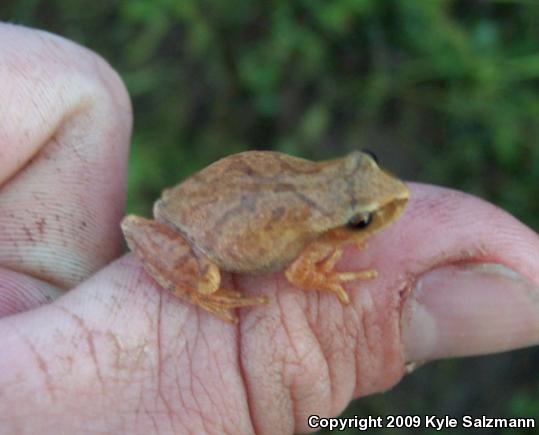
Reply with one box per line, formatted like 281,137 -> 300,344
1,24 -> 539,435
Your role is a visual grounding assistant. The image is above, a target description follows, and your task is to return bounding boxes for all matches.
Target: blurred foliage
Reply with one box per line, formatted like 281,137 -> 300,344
2,0 -> 539,433
5,0 -> 539,224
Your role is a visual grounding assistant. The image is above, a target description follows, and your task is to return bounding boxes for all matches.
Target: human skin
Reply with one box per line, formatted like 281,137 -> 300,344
1,23 -> 539,435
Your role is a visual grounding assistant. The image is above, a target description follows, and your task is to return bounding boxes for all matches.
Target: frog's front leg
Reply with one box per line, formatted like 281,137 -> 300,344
121,216 -> 267,323
285,239 -> 377,304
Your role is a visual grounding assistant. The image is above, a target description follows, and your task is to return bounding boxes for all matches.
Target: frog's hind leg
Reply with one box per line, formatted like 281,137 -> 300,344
193,262 -> 268,323
191,289 -> 268,324
285,240 -> 377,304
122,215 -> 267,323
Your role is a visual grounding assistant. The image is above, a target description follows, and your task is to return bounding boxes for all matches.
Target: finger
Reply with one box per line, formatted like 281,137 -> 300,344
0,268 -> 63,317
238,183 -> 539,433
0,257 -> 260,435
0,23 -> 132,288
1,184 -> 539,434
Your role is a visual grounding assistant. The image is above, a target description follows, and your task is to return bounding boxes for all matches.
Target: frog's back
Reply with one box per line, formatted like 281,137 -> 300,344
154,151 -> 355,272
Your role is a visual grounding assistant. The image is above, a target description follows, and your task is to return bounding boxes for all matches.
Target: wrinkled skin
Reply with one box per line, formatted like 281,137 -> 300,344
1,24 -> 539,435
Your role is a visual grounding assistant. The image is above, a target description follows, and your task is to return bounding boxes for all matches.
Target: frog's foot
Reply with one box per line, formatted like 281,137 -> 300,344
285,242 -> 377,304
191,289 -> 268,324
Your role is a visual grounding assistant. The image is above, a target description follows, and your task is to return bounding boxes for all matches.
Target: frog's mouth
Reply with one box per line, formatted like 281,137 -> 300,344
370,196 -> 408,232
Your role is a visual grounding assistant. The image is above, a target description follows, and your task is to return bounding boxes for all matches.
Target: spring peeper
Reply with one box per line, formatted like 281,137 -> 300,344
121,150 -> 409,323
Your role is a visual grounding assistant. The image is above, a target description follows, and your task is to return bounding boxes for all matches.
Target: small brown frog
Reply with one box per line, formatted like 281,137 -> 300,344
121,151 -> 409,323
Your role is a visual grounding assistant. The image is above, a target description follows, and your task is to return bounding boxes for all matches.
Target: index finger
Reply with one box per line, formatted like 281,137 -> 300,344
0,24 -> 132,288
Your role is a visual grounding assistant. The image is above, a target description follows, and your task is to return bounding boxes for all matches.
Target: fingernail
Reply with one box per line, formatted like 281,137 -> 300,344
402,263 -> 539,363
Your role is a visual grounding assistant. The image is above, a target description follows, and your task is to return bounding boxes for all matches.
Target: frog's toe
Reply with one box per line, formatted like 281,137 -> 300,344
209,288 -> 243,299
191,294 -> 239,323
328,269 -> 377,302
191,289 -> 267,323
327,283 -> 350,304
211,288 -> 268,306
334,269 -> 377,282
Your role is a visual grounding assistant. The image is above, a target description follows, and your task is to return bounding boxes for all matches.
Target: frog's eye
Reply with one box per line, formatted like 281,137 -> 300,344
347,212 -> 372,230
362,149 -> 379,164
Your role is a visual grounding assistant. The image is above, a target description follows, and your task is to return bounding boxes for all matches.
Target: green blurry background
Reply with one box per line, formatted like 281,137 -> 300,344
3,0 -> 539,433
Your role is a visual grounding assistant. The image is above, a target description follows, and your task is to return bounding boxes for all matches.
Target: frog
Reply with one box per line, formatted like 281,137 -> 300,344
121,150 -> 409,323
